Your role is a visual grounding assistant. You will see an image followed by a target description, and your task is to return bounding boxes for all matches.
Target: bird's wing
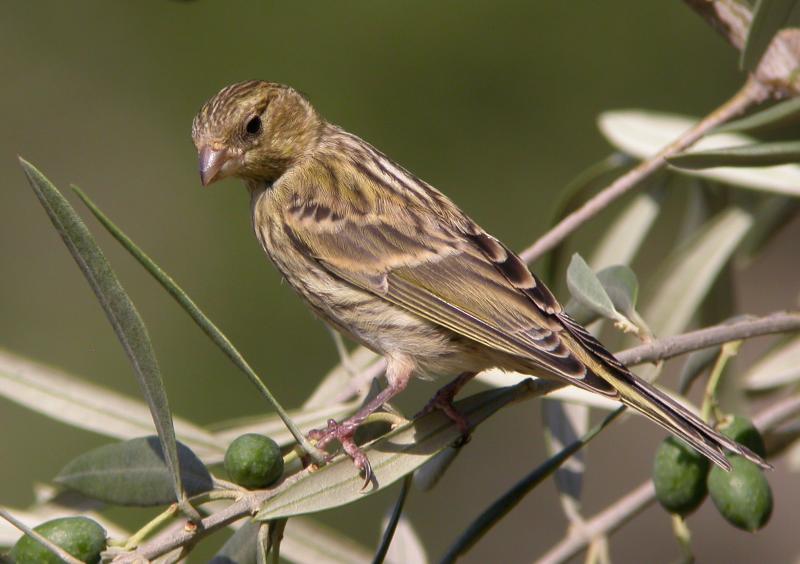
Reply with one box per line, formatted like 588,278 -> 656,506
279,171 -> 770,471
280,183 -> 617,395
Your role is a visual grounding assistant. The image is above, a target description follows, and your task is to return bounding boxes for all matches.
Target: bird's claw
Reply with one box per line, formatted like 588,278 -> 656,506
416,387 -> 472,446
308,418 -> 375,489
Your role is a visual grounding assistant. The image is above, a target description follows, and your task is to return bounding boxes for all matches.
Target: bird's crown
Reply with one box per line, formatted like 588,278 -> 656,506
192,80 -> 321,184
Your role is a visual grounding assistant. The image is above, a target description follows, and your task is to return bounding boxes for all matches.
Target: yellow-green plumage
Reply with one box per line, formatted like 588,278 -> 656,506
192,80 -> 768,474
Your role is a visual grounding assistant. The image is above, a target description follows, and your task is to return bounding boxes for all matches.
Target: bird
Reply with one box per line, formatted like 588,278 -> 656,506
191,80 -> 768,485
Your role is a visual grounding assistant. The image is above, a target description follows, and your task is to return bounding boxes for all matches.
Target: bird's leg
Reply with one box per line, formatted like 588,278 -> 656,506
307,357 -> 413,488
416,371 -> 477,444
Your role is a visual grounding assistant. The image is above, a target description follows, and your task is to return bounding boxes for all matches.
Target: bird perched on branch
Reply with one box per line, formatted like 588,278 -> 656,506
192,80 -> 768,486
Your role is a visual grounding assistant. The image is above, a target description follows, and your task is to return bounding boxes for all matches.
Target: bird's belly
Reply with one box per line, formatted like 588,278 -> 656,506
252,211 -> 480,377
284,259 -> 473,376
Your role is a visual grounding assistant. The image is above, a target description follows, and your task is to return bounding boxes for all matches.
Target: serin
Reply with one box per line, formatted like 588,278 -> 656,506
191,81 -> 767,486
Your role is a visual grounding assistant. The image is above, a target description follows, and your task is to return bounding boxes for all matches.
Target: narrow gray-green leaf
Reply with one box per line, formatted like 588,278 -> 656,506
566,254 -> 618,320
281,517 -> 371,564
744,335 -> 800,391
413,447 -> 461,491
476,369 -> 621,411
542,400 -> 587,524
0,349 -> 224,460
256,380 -> 558,520
19,158 -> 184,501
642,206 -> 754,337
590,188 -> 664,269
72,185 -> 324,464
212,519 -> 260,564
373,476 -> 412,564
441,407 -> 626,562
598,111 -> 800,196
596,265 -> 639,317
384,515 -> 427,564
668,141 -> 800,170
742,0 -> 800,71
54,436 -> 212,506
715,97 -> 800,134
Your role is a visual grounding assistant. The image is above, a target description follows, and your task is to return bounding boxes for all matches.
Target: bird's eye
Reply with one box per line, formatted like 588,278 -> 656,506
245,116 -> 262,135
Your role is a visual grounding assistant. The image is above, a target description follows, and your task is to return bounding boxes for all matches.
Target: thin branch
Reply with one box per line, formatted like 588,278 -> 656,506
519,78 -> 768,264
536,481 -> 656,564
684,0 -> 800,95
114,312 -> 800,562
536,392 -> 800,564
614,311 -> 800,366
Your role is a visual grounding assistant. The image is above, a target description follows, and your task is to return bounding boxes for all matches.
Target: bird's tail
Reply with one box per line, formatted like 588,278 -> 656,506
605,363 -> 769,471
557,317 -> 770,471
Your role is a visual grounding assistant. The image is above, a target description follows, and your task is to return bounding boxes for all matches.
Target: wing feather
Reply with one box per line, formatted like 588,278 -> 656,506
272,150 -> 769,470
281,186 -> 596,387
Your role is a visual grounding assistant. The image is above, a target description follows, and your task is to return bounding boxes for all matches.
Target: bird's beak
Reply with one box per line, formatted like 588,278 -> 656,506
198,145 -> 233,186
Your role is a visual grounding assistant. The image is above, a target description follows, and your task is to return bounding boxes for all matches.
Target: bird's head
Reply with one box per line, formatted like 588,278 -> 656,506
191,81 -> 322,186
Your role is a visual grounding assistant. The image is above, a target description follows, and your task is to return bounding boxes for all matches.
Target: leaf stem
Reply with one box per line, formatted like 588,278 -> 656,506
671,514 -> 694,564
123,490 -> 243,550
700,340 -> 742,422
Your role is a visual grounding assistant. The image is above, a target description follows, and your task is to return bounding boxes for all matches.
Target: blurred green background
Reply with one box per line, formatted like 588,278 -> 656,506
2,1 -> 798,562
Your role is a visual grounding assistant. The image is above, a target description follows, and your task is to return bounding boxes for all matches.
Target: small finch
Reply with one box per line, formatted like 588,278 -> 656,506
192,81 -> 767,483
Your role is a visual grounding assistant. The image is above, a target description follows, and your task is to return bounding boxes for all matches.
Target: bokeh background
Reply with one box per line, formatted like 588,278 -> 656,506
2,1 -> 799,562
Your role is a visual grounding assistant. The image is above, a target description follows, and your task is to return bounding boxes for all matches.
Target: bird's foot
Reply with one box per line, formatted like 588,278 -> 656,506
308,418 -> 374,489
415,372 -> 476,446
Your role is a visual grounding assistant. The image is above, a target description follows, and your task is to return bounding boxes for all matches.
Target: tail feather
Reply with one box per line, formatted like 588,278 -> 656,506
557,314 -> 770,471
601,364 -> 771,471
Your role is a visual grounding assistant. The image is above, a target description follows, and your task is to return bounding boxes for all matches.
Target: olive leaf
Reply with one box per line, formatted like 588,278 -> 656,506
281,517 -> 372,563
0,349 -> 225,461
54,437 -> 212,507
642,206 -> 755,337
715,97 -> 800,134
19,159 -> 185,503
373,476 -> 413,564
598,110 -> 800,196
590,187 -> 665,270
566,255 -> 639,333
668,141 -> 800,170
542,400 -> 587,523
413,447 -> 461,491
744,334 -> 800,391
211,519 -> 261,564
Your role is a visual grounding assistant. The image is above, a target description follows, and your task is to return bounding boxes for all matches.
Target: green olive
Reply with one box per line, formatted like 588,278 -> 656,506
718,415 -> 766,458
652,436 -> 710,516
10,516 -> 106,564
708,455 -> 773,532
224,433 -> 284,489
